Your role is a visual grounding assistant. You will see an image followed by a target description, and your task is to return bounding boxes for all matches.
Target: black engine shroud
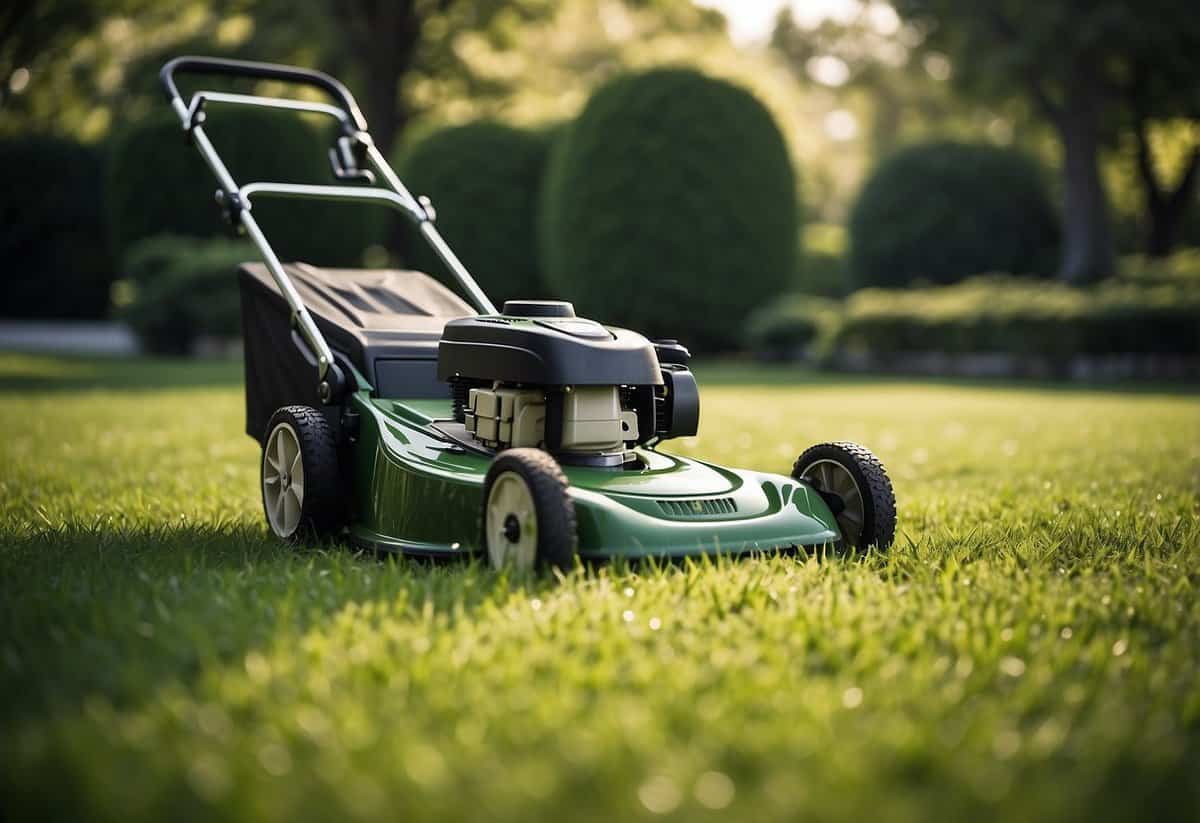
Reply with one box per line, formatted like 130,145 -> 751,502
436,301 -> 699,446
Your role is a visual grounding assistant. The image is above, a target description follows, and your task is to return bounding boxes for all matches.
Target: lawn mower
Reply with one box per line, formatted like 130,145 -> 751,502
161,56 -> 897,570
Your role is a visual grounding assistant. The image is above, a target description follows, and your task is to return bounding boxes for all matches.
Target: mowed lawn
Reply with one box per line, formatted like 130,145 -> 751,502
1,353 -> 1198,822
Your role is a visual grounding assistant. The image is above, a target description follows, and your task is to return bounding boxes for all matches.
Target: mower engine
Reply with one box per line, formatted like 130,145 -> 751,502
437,301 -> 699,466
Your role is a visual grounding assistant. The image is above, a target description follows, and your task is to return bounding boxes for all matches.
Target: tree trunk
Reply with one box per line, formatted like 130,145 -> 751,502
1140,144 -> 1200,258
332,0 -> 424,261
334,0 -> 421,155
363,63 -> 405,157
1056,91 -> 1115,283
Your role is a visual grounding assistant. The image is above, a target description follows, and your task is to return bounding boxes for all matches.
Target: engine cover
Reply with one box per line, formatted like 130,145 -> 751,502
437,305 -> 663,387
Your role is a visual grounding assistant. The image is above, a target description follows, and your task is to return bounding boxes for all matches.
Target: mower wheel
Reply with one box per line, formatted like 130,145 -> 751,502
792,441 -> 896,551
261,406 -> 344,542
481,448 -> 578,573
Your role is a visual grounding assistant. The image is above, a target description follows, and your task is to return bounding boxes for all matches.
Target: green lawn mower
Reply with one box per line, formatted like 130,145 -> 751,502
162,56 -> 897,570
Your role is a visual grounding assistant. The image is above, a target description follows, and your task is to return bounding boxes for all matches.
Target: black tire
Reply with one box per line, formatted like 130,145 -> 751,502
792,441 -> 896,551
481,448 -> 578,572
261,405 -> 345,541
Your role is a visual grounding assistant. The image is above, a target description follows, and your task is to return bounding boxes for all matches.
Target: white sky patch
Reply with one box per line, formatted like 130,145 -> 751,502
694,0 -> 866,45
806,54 -> 851,87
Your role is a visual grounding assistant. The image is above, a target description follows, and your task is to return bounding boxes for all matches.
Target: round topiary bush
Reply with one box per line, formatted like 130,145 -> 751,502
0,136 -> 113,319
395,122 -> 554,303
107,108 -> 382,266
116,234 -> 253,355
540,68 -> 798,351
848,141 -> 1059,288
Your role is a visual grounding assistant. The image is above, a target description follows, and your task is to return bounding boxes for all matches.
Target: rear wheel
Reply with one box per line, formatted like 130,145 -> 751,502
481,448 -> 577,572
261,406 -> 344,541
792,441 -> 896,550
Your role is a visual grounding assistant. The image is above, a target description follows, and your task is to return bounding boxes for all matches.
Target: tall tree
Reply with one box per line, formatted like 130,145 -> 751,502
891,0 -> 1200,281
325,0 -> 555,154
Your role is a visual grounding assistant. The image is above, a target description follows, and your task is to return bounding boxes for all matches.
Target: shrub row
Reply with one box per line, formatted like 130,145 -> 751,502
0,136 -> 113,319
115,235 -> 254,355
749,275 -> 1200,362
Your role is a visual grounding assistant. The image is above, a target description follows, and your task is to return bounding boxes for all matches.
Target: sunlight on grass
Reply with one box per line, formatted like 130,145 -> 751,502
1,356 -> 1197,821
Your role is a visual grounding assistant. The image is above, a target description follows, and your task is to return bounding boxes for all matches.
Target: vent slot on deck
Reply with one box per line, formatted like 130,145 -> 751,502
656,497 -> 738,518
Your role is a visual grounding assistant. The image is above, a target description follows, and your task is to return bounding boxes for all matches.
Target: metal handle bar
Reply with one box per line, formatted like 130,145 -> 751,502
186,91 -> 352,128
239,182 -> 425,222
239,181 -> 497,315
160,55 -> 368,134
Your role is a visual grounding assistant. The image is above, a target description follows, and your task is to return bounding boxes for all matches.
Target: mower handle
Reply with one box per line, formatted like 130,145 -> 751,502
158,53 -> 500,397
160,55 -> 369,134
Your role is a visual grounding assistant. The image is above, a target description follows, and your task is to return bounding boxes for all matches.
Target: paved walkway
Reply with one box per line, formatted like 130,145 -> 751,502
0,321 -> 140,355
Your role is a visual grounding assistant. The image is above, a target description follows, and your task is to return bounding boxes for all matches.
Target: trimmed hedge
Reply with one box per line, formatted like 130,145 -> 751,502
116,235 -> 253,355
0,136 -> 114,319
748,274 -> 1200,362
107,109 -> 382,266
848,141 -> 1059,288
1118,249 -> 1200,284
540,68 -> 797,351
745,295 -> 840,360
834,277 -> 1198,358
395,122 -> 554,303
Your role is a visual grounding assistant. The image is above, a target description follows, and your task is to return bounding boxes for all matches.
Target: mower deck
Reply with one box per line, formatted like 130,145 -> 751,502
345,394 -> 841,559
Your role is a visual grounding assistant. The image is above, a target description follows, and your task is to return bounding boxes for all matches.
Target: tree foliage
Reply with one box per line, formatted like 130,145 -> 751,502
891,0 -> 1200,278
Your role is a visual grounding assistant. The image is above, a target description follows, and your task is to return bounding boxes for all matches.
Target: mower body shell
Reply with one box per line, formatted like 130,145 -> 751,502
346,392 -> 841,559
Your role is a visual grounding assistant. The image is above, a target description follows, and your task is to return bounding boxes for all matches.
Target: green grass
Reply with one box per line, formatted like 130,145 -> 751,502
1,353 -> 1198,822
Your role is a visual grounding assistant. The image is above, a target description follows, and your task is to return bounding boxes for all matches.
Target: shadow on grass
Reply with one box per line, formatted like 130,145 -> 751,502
0,522 -> 509,727
0,520 -> 854,729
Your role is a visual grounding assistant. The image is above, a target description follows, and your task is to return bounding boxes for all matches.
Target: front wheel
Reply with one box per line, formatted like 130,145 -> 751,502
792,441 -> 896,551
481,448 -> 578,572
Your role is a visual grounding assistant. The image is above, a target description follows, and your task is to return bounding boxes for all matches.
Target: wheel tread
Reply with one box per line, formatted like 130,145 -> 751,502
792,440 -> 896,550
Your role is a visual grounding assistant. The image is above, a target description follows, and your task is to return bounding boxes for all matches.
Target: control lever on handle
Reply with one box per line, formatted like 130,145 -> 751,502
329,135 -> 376,184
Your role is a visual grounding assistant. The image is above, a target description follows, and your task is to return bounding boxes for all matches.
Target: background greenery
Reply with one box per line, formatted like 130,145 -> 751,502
107,108 -> 384,266
115,235 -> 256,355
395,121 -> 554,304
0,135 -> 112,319
747,252 -> 1200,367
540,67 -> 797,350
1,0 -> 1197,362
0,355 -> 1197,821
847,141 -> 1059,289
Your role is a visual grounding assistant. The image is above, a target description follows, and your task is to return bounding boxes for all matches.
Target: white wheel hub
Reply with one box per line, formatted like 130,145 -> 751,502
485,471 -> 538,571
800,458 -> 865,546
263,422 -> 305,538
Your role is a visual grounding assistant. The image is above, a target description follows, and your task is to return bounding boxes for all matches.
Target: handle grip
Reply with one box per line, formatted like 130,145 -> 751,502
160,55 -> 369,134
